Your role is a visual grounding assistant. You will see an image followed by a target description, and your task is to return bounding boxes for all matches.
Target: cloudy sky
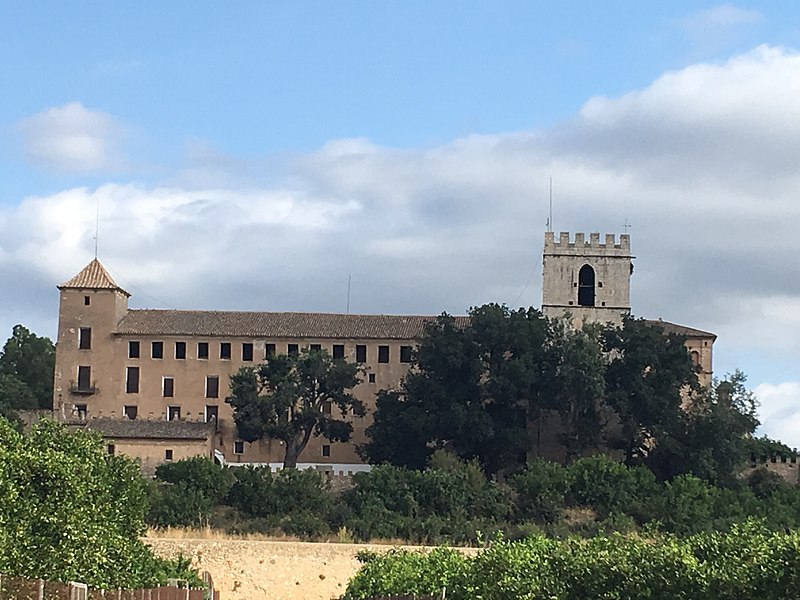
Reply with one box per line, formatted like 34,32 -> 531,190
1,2 -> 800,447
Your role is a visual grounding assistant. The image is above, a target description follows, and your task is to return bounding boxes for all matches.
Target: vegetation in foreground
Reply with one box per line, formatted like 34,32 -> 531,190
0,417 -> 200,589
342,522 -> 800,600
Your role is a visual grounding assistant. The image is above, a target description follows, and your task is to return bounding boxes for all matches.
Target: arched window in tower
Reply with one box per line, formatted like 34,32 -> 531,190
578,264 -> 595,307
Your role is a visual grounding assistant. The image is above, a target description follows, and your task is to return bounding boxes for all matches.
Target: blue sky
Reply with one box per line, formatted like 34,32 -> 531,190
2,2 -> 800,446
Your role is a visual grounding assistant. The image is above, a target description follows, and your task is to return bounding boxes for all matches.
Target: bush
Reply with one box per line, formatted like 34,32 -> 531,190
226,467 -> 329,518
508,459 -> 569,524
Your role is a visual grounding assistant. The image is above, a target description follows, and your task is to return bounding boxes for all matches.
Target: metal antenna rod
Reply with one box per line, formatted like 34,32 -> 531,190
346,275 -> 351,314
94,196 -> 100,258
548,176 -> 553,232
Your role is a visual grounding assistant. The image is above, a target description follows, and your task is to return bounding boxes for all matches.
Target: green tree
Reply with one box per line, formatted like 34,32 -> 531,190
226,348 -> 363,468
602,318 -> 698,466
0,324 -> 55,414
648,370 -> 760,485
0,417 -> 196,588
362,305 -> 549,475
542,321 -> 607,462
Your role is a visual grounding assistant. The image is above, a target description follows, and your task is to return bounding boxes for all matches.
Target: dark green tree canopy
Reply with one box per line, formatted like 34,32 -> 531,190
0,324 -> 56,418
226,348 -> 363,468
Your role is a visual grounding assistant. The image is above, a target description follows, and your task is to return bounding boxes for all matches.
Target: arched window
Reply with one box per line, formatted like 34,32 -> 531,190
578,264 -> 595,307
690,351 -> 700,366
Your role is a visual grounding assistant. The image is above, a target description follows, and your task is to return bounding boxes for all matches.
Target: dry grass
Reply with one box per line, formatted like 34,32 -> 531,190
146,525 -> 415,547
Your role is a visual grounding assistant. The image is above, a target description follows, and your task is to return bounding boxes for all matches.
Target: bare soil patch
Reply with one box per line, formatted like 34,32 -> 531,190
146,537 -> 473,600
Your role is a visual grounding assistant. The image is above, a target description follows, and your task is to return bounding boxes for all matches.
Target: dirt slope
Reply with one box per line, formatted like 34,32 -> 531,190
146,538 -> 403,600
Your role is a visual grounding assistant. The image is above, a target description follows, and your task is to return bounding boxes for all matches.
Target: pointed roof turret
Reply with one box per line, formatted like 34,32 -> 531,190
58,259 -> 130,297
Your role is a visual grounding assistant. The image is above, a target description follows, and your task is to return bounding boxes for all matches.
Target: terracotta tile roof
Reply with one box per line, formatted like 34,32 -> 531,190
75,418 -> 213,440
644,319 -> 716,340
58,259 -> 130,296
115,309 -> 469,340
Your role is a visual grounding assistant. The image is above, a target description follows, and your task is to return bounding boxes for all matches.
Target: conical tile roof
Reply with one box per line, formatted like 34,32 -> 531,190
58,259 -> 130,296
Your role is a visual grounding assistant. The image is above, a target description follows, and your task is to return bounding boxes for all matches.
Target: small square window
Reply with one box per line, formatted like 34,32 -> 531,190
74,403 -> 87,420
242,343 -> 254,361
198,342 -> 209,359
84,295 -> 91,306
265,343 -> 276,358
167,406 -> 180,421
322,445 -> 331,457
378,345 -> 390,363
332,344 -> 345,360
400,346 -> 413,363
123,405 -> 138,420
128,341 -> 140,359
163,377 -> 174,398
206,376 -> 220,399
310,344 -> 322,352
107,444 -> 115,455
175,341 -> 186,359
368,373 -> 376,384
234,440 -> 244,455
220,342 -> 232,360
151,341 -> 163,359
165,449 -> 173,461
288,344 -> 299,356
355,345 -> 367,363
79,327 -> 92,350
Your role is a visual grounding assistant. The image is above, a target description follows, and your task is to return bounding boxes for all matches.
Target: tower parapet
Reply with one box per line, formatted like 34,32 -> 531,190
544,231 -> 631,256
542,231 -> 633,326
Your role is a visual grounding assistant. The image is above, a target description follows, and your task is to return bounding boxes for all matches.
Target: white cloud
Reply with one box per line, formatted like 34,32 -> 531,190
3,46 -> 800,445
17,102 -> 126,173
754,382 -> 800,449
682,5 -> 763,31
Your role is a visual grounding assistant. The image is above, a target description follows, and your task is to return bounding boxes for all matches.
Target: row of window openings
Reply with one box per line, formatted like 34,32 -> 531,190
105,441 -> 323,460
127,340 -> 413,364
123,367 -> 379,396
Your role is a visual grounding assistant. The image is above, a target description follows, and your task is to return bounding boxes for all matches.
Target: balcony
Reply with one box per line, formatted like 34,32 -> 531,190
68,381 -> 97,395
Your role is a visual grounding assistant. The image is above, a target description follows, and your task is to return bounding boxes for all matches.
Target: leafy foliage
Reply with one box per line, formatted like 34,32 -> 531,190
0,417 -> 198,588
226,348 -> 363,468
342,523 -> 800,600
0,325 -> 55,418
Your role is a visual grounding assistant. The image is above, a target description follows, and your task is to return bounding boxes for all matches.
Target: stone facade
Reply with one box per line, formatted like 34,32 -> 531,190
53,232 -> 716,473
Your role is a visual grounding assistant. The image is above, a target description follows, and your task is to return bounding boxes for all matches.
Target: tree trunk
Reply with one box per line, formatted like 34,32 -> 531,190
282,429 -> 314,469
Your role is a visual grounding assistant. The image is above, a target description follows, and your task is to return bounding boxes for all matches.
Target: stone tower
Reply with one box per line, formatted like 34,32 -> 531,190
541,231 -> 633,325
53,259 -> 130,420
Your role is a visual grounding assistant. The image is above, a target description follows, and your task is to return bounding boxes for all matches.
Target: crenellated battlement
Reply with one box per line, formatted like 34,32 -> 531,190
544,231 -> 631,255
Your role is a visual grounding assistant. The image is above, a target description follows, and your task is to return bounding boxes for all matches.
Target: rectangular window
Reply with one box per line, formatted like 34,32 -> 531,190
323,400 -> 332,415
198,342 -> 209,359
79,327 -> 92,350
287,343 -> 299,356
167,406 -> 180,421
163,377 -> 174,398
74,403 -> 87,420
333,344 -> 345,360
151,341 -> 163,359
265,343 -> 276,358
310,343 -> 322,352
165,449 -> 173,461
123,405 -> 138,420
107,444 -> 115,455
220,342 -> 231,360
234,440 -> 244,455
368,373 -> 376,384
322,445 -> 331,457
205,405 -> 218,423
355,345 -> 367,363
126,367 -> 139,394
400,346 -> 413,363
175,341 -> 186,359
206,376 -> 219,399
242,343 -> 254,362
128,341 -> 140,359
77,366 -> 91,390
378,345 -> 390,363
84,295 -> 91,306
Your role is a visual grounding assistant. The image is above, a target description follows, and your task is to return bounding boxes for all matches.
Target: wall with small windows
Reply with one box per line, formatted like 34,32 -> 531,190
101,437 -> 214,476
